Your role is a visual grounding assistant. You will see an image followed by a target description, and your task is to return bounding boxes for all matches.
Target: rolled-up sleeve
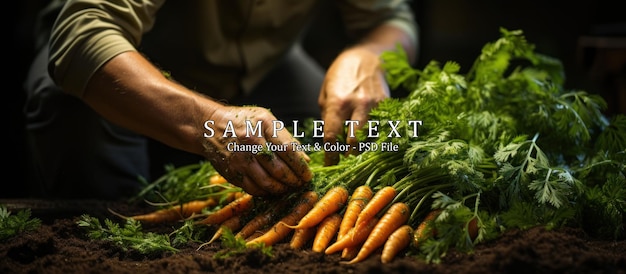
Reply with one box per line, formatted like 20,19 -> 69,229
338,0 -> 418,47
48,0 -> 164,97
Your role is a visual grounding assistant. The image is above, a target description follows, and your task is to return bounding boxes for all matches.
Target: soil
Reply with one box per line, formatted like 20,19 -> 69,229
1,199 -> 625,274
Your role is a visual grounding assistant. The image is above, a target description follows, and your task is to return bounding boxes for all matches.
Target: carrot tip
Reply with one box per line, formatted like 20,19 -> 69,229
279,221 -> 298,229
107,208 -> 131,220
341,258 -> 361,265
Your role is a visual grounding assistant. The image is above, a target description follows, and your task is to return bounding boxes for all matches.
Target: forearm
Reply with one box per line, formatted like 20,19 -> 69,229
351,22 -> 418,65
83,51 -> 217,156
82,50 -> 312,196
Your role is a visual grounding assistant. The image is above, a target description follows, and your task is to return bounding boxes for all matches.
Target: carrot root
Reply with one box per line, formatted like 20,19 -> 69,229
324,217 -> 378,255
312,213 -> 342,253
290,227 -> 316,249
353,186 -> 396,232
110,198 -> 217,223
246,191 -> 319,247
338,185 -> 373,240
196,193 -> 254,225
207,214 -> 244,244
345,202 -> 410,264
412,209 -> 441,248
381,224 -> 413,263
285,186 -> 348,230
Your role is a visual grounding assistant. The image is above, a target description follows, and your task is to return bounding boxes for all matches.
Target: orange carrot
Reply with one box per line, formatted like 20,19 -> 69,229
235,198 -> 290,240
245,228 -> 268,242
222,191 -> 246,204
116,198 -> 217,223
341,244 -> 360,260
289,226 -> 316,249
346,202 -> 410,264
207,214 -> 244,244
412,209 -> 441,247
467,216 -> 479,241
246,191 -> 319,247
209,174 -> 229,185
324,216 -> 378,255
285,186 -> 349,230
353,186 -> 396,231
338,185 -> 373,240
196,193 -> 254,225
235,209 -> 274,240
312,213 -> 342,253
381,224 -> 413,263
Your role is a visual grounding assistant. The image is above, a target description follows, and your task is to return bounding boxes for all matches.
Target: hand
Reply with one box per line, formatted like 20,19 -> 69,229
318,47 -> 390,166
202,105 -> 312,196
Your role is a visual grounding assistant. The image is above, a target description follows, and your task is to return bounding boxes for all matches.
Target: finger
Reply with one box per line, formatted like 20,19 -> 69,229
290,138 -> 311,163
348,107 -> 371,155
275,149 -> 313,183
255,148 -> 301,187
324,123 -> 343,166
264,129 -> 313,183
239,175 -> 269,196
322,107 -> 346,166
246,157 -> 290,195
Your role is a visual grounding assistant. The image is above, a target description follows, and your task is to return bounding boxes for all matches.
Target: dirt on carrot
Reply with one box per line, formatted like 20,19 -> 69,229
286,186 -> 348,230
246,191 -> 319,247
196,193 -> 254,225
289,226 -> 317,249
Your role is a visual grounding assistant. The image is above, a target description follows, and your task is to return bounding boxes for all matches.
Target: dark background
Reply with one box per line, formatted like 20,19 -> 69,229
6,0 -> 625,198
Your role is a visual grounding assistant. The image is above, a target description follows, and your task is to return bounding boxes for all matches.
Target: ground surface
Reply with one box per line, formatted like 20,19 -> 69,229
1,199 -> 625,274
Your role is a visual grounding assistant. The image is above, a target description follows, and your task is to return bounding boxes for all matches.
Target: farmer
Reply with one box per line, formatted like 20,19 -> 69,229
23,0 -> 418,199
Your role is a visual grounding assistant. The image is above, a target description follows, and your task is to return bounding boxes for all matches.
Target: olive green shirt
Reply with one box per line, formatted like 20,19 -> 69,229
48,0 -> 417,99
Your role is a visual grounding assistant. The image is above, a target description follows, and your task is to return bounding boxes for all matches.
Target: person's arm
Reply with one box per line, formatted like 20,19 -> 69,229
83,51 -> 311,196
320,2 -> 418,166
49,1 -> 311,196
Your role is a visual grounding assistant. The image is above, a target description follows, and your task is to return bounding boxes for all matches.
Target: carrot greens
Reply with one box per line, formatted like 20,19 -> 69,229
309,27 -> 625,262
0,205 -> 41,241
77,214 -> 178,254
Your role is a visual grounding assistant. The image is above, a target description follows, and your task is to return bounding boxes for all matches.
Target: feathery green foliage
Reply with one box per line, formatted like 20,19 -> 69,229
0,205 -> 41,241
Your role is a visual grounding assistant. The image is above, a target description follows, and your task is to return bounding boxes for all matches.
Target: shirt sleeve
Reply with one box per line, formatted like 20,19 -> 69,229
337,0 -> 418,47
48,0 -> 165,97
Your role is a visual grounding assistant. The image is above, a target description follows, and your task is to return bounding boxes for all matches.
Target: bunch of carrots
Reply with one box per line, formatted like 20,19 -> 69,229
118,170 -> 468,264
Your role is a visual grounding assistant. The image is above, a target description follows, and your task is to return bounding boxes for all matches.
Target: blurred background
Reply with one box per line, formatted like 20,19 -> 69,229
7,0 -> 625,198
